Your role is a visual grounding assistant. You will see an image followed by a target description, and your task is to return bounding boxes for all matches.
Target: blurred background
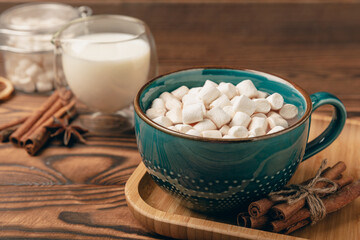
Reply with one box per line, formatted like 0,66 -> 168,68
0,0 -> 359,117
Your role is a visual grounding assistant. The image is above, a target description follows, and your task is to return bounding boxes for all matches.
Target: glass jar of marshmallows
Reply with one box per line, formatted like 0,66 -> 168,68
0,3 -> 92,93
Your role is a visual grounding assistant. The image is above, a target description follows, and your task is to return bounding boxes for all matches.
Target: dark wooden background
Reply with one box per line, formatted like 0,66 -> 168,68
0,1 -> 359,239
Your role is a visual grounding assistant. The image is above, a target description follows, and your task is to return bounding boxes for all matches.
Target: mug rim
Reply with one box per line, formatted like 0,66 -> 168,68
134,67 -> 312,143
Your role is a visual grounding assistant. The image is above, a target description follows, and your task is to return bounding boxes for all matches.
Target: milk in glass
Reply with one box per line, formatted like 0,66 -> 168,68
62,33 -> 150,113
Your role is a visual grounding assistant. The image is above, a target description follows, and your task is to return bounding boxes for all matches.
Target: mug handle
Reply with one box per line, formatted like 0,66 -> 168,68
302,92 -> 347,161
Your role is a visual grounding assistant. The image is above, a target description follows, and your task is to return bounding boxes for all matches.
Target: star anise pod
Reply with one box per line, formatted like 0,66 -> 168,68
46,117 -> 88,146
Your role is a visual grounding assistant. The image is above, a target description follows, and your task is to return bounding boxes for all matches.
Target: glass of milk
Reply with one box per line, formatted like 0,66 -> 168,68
52,15 -> 157,133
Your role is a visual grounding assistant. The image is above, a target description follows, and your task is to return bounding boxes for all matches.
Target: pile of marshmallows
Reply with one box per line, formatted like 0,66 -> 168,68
3,16 -> 67,92
146,80 -> 298,139
5,54 -> 54,93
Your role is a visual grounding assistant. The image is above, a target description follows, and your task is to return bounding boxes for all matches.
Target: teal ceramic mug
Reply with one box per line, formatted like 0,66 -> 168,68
134,68 -> 346,212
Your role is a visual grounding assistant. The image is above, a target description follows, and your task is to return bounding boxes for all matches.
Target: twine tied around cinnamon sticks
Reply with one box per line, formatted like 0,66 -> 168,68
239,160 -> 357,234
268,159 -> 338,224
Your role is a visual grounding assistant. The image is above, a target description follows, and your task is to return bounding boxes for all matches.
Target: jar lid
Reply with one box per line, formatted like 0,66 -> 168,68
0,3 -> 80,33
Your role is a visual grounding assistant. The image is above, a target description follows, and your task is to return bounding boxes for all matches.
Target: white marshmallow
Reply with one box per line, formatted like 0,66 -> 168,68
165,97 -> 182,111
253,98 -> 271,113
182,104 -> 204,124
267,126 -> 285,134
223,106 -> 235,118
153,116 -> 173,127
257,90 -> 269,98
267,111 -> 282,119
175,124 -> 193,133
18,77 -> 35,92
188,87 -> 202,95
200,102 -> 207,114
232,95 -> 256,116
182,93 -> 202,106
167,126 -> 177,131
184,100 -> 207,115
25,63 -> 41,77
37,73 -> 49,83
17,59 -> 32,71
266,93 -> 284,110
186,129 -> 201,137
230,111 -> 251,127
159,92 -> 174,102
228,126 -> 249,138
209,94 -> 231,109
203,79 -> 218,88
15,65 -> 27,78
206,107 -> 231,128
193,119 -> 217,132
279,104 -> 298,119
223,135 -> 236,139
201,130 -> 222,138
230,95 -> 240,105
171,86 -> 189,100
249,116 -> 268,132
146,108 -> 166,119
198,84 -> 221,106
249,127 -> 266,137
166,108 -> 182,124
248,132 -> 256,138
219,125 -> 230,136
217,82 -> 237,99
151,98 -> 166,109
267,113 -> 289,129
8,75 -> 20,85
236,80 -> 258,98
35,81 -> 53,92
251,113 -> 267,119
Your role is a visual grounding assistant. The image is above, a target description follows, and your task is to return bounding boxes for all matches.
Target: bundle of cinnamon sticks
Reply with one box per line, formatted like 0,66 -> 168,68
0,90 -> 76,155
237,161 -> 360,234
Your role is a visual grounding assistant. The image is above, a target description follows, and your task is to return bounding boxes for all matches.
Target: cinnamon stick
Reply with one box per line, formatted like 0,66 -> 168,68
0,126 -> 17,142
283,219 -> 310,234
333,176 -> 353,189
10,91 -> 59,146
19,98 -> 64,146
248,198 -> 274,218
237,212 -> 251,228
237,212 -> 269,229
270,180 -> 360,233
0,115 -> 28,131
270,161 -> 346,220
250,215 -> 269,229
248,163 -> 344,219
24,99 -> 76,156
281,175 -> 353,234
0,116 -> 29,142
238,177 -> 352,232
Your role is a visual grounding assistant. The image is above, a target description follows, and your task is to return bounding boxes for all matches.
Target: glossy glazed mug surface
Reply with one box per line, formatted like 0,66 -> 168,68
134,68 -> 346,212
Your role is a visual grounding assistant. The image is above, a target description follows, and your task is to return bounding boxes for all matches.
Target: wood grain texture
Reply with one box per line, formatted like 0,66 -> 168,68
0,1 -> 359,239
0,138 -> 166,239
125,116 -> 360,240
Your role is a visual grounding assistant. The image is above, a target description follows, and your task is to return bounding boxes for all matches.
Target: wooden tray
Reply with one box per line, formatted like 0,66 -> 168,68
125,116 -> 360,240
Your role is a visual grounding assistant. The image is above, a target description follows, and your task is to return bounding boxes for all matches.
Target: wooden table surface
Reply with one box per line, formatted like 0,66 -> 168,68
0,1 -> 359,239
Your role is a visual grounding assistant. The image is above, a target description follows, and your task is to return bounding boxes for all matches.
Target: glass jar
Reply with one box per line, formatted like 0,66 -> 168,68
0,3 -> 92,93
